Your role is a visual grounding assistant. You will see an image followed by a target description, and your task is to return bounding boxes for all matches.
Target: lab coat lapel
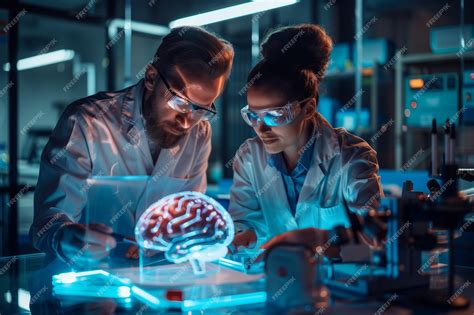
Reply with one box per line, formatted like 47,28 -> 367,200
263,161 -> 298,231
296,115 -> 341,220
120,80 -> 154,172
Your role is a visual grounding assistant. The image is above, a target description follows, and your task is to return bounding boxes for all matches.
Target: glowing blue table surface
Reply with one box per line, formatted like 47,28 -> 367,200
1,253 -> 474,314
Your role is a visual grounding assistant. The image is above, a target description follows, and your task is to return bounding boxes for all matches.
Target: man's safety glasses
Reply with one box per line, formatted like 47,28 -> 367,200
158,70 -> 217,121
240,97 -> 312,127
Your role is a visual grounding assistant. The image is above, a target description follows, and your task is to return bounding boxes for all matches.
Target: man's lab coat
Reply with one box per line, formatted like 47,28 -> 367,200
29,80 -> 211,256
229,114 -> 383,245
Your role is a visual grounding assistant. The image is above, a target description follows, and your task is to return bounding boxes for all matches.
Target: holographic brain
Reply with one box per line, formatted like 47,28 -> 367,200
135,191 -> 234,274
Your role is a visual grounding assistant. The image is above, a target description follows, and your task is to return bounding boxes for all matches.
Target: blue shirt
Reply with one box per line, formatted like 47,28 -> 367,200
268,139 -> 315,216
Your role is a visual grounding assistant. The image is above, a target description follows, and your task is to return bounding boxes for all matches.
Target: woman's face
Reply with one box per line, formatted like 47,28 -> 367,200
247,86 -> 314,154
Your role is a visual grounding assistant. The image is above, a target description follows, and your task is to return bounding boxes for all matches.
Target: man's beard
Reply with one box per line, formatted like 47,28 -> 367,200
142,94 -> 187,149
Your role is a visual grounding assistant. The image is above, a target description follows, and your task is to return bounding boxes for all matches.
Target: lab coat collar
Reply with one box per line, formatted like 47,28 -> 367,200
121,79 -> 145,133
310,113 -> 341,165
294,114 -> 341,220
261,114 -> 341,225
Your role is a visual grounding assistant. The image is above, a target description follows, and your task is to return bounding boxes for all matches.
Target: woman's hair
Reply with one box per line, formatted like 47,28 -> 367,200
153,26 -> 234,79
247,24 -> 333,102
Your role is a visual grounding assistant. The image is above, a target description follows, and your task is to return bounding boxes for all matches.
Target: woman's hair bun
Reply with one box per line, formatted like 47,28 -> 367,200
260,24 -> 333,81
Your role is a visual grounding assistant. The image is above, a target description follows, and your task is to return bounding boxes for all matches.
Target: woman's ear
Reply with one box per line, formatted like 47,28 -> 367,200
144,65 -> 158,91
304,98 -> 317,119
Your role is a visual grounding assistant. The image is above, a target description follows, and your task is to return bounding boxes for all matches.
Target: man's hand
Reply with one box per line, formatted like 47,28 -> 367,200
125,245 -> 161,259
231,229 -> 257,252
57,223 -> 117,264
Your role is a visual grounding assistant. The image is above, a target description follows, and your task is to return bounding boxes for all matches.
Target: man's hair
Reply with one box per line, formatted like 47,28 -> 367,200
152,26 -> 234,79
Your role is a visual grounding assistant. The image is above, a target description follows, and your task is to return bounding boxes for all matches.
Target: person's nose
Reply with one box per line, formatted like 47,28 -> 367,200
176,112 -> 192,129
255,119 -> 271,133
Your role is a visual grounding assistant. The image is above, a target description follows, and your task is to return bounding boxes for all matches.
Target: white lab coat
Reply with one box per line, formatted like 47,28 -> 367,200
30,80 -> 211,256
229,114 -> 383,245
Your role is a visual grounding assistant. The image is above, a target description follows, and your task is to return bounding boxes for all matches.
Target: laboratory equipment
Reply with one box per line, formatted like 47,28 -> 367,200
353,38 -> 393,69
335,108 -> 370,131
325,119 -> 473,309
404,73 -> 458,127
463,69 -> 474,124
430,25 -> 474,54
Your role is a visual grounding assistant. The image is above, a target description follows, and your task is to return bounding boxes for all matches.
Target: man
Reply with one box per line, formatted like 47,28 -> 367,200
29,26 -> 234,263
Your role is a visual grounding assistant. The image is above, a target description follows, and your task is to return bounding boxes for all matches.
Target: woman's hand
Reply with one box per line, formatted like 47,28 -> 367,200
231,229 -> 257,252
260,228 -> 340,259
261,228 -> 327,249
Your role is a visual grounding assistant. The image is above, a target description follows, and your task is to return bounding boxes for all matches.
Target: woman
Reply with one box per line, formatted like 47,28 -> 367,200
228,24 -> 383,253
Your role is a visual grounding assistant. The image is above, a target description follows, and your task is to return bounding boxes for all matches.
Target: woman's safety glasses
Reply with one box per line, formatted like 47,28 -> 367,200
240,97 -> 312,127
158,70 -> 217,121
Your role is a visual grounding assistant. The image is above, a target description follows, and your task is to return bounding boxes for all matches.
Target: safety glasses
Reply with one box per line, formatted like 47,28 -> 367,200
240,97 -> 312,127
158,70 -> 217,121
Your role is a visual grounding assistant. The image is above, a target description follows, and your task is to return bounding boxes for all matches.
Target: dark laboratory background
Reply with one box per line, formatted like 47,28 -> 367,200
0,0 -> 473,261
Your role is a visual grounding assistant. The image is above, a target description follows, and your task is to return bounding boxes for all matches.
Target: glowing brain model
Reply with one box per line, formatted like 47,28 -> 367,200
135,191 -> 234,274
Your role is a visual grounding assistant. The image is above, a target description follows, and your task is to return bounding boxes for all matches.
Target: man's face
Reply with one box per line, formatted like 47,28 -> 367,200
143,65 -> 226,148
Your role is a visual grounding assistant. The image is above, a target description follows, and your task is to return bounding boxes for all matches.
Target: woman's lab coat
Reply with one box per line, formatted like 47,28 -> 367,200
30,80 -> 211,256
229,114 -> 383,244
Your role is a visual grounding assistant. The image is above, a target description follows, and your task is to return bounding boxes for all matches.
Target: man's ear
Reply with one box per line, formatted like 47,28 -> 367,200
144,64 -> 158,91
